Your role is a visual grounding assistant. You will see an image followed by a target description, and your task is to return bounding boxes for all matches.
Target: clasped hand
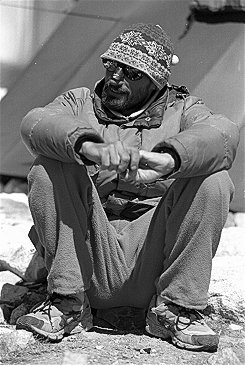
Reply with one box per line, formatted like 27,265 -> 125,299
80,141 -> 175,183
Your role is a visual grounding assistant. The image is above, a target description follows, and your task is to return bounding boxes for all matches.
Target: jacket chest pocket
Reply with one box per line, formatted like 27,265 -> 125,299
141,106 -> 183,151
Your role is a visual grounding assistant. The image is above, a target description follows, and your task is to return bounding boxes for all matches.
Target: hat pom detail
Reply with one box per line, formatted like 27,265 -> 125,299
171,55 -> 179,65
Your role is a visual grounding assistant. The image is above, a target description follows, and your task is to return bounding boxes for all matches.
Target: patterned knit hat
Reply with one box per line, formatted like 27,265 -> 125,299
100,23 -> 174,89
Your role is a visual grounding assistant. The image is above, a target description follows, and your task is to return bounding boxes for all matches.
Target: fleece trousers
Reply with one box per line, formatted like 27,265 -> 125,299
28,155 -> 234,310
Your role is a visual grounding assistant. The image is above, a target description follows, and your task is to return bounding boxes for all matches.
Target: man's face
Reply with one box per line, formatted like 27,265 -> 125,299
101,59 -> 158,115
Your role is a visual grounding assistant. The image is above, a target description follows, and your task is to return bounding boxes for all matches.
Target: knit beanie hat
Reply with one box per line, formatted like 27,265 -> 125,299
100,23 -> 174,89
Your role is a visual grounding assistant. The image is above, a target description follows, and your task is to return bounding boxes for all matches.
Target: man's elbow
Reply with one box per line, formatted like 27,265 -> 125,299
20,108 -> 44,155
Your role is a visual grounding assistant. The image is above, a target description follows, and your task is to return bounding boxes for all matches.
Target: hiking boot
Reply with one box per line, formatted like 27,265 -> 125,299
16,292 -> 93,341
145,295 -> 219,352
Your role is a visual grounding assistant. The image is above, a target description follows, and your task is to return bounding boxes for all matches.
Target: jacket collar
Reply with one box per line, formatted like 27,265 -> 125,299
92,78 -> 188,129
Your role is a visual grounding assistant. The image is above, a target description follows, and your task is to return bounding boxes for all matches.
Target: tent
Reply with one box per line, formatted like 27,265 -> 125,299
0,0 -> 244,211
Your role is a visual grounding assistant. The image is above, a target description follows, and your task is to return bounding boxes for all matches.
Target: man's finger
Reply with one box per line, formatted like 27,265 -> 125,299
115,142 -> 130,172
107,144 -> 120,170
100,148 -> 111,169
127,168 -> 137,181
129,148 -> 140,171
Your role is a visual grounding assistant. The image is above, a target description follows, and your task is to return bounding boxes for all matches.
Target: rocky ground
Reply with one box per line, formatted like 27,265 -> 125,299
0,189 -> 245,365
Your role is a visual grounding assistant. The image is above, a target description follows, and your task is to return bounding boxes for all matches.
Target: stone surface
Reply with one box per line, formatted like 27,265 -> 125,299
0,328 -> 35,357
0,283 -> 29,306
229,324 -> 243,331
208,226 -> 245,323
62,351 -> 88,365
234,212 -> 245,228
0,259 -> 25,280
224,211 -> 236,227
206,348 -> 242,365
1,178 -> 28,194
0,193 -> 34,277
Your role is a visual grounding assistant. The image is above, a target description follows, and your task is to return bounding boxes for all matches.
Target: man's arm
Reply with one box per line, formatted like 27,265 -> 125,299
152,97 -> 241,178
80,141 -> 176,183
20,88 -> 103,164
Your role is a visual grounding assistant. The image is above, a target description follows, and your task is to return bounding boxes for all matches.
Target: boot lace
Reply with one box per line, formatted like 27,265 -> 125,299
176,307 -> 204,331
31,295 -> 63,329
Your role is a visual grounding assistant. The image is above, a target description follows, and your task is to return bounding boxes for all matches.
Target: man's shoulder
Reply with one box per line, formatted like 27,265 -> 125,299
61,87 -> 92,102
168,84 -> 202,108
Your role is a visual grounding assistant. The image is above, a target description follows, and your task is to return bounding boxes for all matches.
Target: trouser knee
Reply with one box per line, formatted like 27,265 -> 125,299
28,156 -> 55,192
28,155 -> 92,192
198,171 -> 234,205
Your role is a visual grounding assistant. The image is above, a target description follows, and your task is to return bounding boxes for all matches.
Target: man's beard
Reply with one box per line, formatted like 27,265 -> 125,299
101,80 -> 131,111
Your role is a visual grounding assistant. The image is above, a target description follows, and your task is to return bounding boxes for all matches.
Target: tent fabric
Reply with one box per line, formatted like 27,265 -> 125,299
180,0 -> 245,38
0,0 -> 244,211
190,0 -> 245,22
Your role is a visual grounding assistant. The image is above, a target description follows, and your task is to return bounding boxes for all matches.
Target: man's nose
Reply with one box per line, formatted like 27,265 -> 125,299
112,66 -> 124,80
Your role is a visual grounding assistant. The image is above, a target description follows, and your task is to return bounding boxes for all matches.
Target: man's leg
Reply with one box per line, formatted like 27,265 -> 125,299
87,170 -> 234,311
27,156 -> 94,295
25,156 -> 154,305
84,168 -> 234,351
16,155 -> 156,339
151,171 -> 234,308
16,155 -> 99,339
17,155 -> 234,348
26,156 -> 233,310
143,171 -> 234,351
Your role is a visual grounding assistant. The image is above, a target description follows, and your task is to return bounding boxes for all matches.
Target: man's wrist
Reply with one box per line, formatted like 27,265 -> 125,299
79,141 -> 94,156
158,147 -> 181,173
75,139 -> 97,165
164,153 -> 175,173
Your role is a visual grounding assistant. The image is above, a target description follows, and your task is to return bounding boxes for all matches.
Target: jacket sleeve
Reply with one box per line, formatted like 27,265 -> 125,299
20,88 -> 104,164
152,96 -> 240,178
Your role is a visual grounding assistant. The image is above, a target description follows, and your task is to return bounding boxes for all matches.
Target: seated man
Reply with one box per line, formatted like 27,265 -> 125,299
16,23 -> 240,352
